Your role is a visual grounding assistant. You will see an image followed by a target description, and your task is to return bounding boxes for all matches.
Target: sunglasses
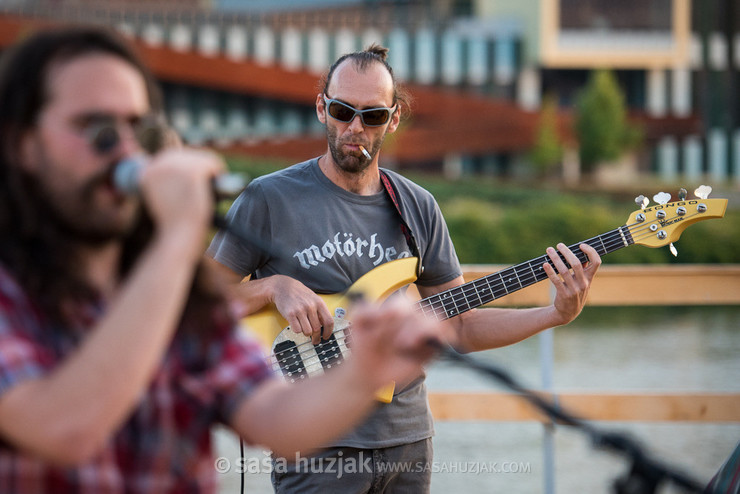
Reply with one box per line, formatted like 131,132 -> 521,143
323,95 -> 395,127
77,113 -> 168,156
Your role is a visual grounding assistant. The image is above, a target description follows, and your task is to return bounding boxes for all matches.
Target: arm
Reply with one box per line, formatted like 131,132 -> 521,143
421,243 -> 601,353
230,298 -> 439,458
0,149 -> 224,465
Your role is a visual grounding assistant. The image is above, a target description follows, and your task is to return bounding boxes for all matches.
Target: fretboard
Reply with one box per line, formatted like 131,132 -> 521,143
417,226 -> 634,321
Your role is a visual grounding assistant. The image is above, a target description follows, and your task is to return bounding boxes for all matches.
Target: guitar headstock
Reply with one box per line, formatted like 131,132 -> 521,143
626,186 -> 727,250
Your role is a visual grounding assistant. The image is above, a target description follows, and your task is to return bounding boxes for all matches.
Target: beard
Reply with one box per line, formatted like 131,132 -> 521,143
27,149 -> 141,247
326,123 -> 386,174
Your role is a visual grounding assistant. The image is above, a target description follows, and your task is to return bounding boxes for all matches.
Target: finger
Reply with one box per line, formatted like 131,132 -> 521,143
311,329 -> 322,346
580,243 -> 602,278
558,243 -> 586,281
319,307 -> 335,340
292,314 -> 313,338
546,246 -> 570,276
541,260 -> 564,287
558,243 -> 583,269
306,310 -> 323,338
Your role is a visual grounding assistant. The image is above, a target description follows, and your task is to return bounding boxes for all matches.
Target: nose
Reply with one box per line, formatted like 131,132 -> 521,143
115,124 -> 144,156
347,114 -> 365,133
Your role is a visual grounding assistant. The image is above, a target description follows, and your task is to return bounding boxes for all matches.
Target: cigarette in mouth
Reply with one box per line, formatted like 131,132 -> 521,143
359,145 -> 372,160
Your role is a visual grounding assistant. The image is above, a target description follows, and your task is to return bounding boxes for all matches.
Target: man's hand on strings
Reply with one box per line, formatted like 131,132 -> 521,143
542,243 -> 601,326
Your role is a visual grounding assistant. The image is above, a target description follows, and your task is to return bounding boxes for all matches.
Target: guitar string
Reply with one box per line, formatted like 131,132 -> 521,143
270,333 -> 352,376
417,211 -> 700,321
419,220 -> 675,321
270,326 -> 351,363
270,210 -> 701,370
271,214 -> 684,368
271,216 -> 679,369
420,214 -> 699,321
270,341 -> 350,376
418,224 -> 639,317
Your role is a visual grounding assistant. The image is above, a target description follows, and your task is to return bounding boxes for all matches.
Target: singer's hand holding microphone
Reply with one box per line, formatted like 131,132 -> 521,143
114,149 -> 239,260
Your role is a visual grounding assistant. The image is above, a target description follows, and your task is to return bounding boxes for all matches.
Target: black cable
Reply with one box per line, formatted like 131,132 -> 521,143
239,437 -> 245,494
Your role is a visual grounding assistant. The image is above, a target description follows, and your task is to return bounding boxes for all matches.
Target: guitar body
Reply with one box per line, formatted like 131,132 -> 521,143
245,256 -> 420,402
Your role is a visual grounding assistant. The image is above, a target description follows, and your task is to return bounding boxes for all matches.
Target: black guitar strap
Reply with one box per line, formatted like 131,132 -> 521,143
379,170 -> 424,278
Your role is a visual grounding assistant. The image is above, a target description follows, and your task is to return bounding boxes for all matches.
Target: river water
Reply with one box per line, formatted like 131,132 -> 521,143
215,305 -> 740,493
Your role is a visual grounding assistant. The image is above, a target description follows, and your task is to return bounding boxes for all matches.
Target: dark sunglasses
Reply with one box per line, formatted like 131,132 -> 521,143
323,95 -> 395,127
79,113 -> 168,155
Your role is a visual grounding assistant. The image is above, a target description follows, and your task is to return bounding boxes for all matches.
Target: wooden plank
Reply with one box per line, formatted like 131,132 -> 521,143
428,392 -> 740,423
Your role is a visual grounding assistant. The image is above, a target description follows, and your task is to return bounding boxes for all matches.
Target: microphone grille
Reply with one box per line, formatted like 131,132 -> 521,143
112,157 -> 143,195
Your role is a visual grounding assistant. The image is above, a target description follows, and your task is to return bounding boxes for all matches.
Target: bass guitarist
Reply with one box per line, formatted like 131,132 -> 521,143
208,44 -> 601,494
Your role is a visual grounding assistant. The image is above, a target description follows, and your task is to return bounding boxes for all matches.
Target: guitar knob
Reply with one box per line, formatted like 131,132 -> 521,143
695,185 -> 712,200
697,203 -> 707,213
657,230 -> 667,240
677,206 -> 687,216
656,210 -> 667,219
653,192 -> 671,205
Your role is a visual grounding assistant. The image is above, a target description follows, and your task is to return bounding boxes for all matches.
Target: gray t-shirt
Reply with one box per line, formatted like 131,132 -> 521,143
208,158 -> 462,448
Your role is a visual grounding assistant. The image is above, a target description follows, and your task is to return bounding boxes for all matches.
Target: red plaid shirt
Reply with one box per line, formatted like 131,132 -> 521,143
0,264 -> 273,493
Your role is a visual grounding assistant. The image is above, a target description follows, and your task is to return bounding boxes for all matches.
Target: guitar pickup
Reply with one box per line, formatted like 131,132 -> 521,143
273,340 -> 308,382
315,333 -> 344,370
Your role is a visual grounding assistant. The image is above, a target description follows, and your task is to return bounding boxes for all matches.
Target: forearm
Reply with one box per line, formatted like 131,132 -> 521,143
0,231 -> 201,464
232,360 -> 379,458
450,305 -> 564,353
230,276 -> 280,315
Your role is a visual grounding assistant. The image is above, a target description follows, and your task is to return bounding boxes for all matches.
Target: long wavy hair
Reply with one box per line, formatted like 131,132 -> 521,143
0,26 -> 226,332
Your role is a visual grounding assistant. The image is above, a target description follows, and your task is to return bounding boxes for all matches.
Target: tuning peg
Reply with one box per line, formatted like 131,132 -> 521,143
678,188 -> 687,201
653,192 -> 671,205
669,242 -> 678,257
635,195 -> 648,210
695,185 -> 712,200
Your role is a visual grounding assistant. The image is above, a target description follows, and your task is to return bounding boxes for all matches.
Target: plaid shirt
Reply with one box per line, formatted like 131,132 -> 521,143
0,264 -> 273,493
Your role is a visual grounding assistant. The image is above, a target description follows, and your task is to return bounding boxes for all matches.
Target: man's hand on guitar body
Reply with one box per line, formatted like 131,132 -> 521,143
542,242 -> 602,327
266,275 -> 335,345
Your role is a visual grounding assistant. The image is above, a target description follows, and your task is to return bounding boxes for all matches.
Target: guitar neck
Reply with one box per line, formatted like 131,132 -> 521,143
418,226 -> 634,321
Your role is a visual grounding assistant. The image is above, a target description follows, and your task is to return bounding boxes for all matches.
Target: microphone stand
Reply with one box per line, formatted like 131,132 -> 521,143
437,345 -> 706,494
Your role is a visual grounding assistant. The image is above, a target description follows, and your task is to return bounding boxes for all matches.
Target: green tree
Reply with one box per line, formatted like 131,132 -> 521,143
529,95 -> 563,176
574,70 -> 641,172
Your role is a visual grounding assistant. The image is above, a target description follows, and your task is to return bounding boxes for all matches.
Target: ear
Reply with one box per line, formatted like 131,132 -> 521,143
316,93 -> 327,125
385,106 -> 401,135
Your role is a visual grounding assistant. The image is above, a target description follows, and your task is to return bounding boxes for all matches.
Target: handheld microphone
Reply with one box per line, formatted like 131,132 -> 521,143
112,156 -> 247,199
